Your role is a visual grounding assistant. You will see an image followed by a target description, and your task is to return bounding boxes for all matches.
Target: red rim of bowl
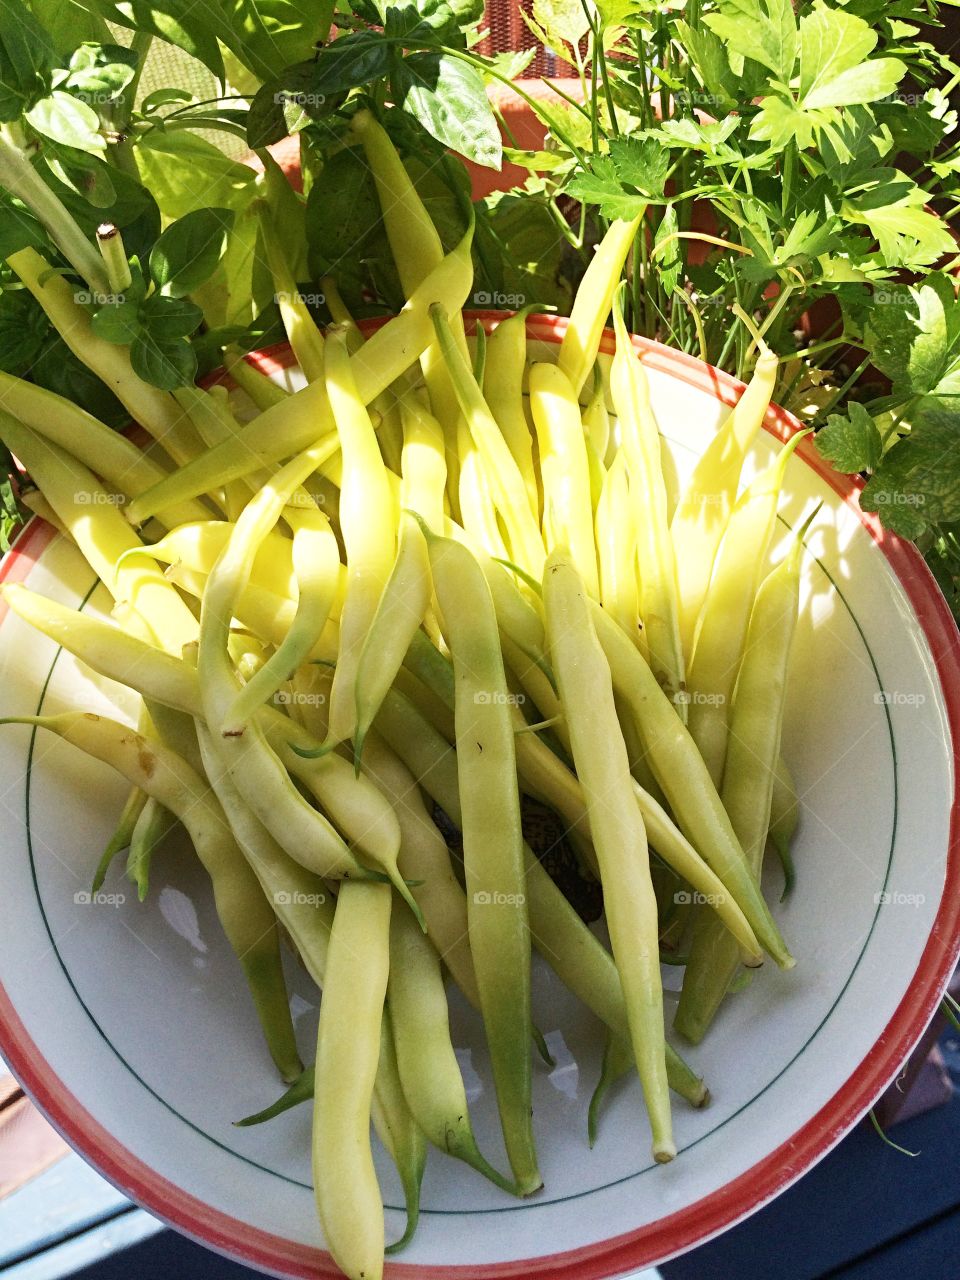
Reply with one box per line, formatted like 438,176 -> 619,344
1,313 -> 958,1279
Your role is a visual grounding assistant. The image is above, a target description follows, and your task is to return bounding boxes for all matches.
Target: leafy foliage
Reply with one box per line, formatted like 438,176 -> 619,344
0,0 -> 957,607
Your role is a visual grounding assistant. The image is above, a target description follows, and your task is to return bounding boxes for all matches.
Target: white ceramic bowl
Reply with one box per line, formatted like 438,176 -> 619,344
0,316 -> 957,1279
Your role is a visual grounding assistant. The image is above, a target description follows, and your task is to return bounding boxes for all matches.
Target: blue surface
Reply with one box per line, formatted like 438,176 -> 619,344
2,1034 -> 958,1279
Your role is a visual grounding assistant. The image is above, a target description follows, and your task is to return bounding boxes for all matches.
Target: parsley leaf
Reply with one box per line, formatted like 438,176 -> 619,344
816,402 -> 883,472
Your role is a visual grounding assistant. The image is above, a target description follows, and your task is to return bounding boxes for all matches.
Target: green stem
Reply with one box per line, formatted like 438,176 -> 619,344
108,31 -> 152,177
96,224 -> 132,295
0,136 -> 110,295
787,337 -> 849,363
813,357 -> 871,424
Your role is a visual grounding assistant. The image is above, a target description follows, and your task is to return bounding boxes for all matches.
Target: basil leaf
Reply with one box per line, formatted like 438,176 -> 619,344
0,17 -> 56,121
475,190 -> 572,312
140,87 -> 194,114
27,0 -> 111,59
35,145 -> 160,261
130,330 -> 196,390
63,42 -> 138,100
149,207 -> 235,296
90,297 -> 141,344
139,293 -> 204,340
305,145 -> 400,311
0,198 -> 47,260
30,332 -> 128,427
26,91 -> 106,155
0,288 -> 50,375
395,53 -> 502,170
135,131 -> 258,218
79,1 -> 225,81
384,0 -> 480,44
308,32 -> 394,97
247,63 -> 319,148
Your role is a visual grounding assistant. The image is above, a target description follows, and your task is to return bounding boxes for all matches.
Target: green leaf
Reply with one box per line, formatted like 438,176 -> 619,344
0,287 -> 50,374
80,1 -> 225,80
652,116 -> 741,153
865,275 -> 960,398
608,136 -> 669,198
139,293 -> 204,340
213,0 -> 337,82
529,0 -> 591,52
485,47 -> 537,81
395,53 -> 502,169
0,197 -> 46,260
149,207 -> 235,297
135,131 -> 257,219
566,157 -> 647,220
475,189 -> 572,311
844,187 -> 955,269
861,417 -> 960,536
0,14 -> 56,120
654,204 -> 681,296
246,62 -> 327,148
27,0 -> 112,57
90,297 -> 141,344
751,95 -> 819,150
35,145 -> 160,260
816,402 -> 882,473
818,105 -> 893,185
307,31 -> 393,97
29,331 -> 127,426
674,20 -> 740,112
26,90 -> 105,154
704,0 -> 797,81
63,42 -> 138,100
305,145 -> 398,310
130,330 -> 196,390
140,87 -> 194,114
798,4 -> 877,103
804,58 -> 905,111
383,0 -> 477,44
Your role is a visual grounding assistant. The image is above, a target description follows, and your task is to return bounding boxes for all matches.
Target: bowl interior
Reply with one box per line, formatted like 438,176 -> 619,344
0,328 -> 955,1278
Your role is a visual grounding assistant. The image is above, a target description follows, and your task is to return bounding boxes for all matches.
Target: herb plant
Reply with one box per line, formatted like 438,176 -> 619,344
0,0 -> 957,607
